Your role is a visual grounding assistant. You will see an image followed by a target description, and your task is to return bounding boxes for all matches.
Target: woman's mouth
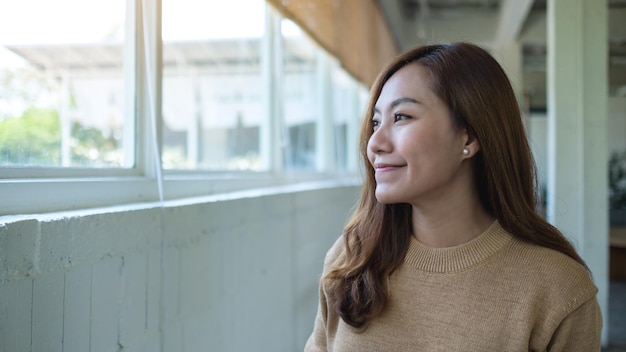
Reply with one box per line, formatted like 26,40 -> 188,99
374,163 -> 406,172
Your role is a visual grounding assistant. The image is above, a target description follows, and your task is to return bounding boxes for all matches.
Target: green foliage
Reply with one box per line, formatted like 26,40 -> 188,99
0,107 -> 61,166
609,150 -> 626,209
1,66 -> 122,167
70,122 -> 119,166
0,107 -> 121,167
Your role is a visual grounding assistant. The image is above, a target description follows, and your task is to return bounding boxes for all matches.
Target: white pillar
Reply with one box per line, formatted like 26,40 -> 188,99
547,0 -> 609,345
493,42 -> 527,129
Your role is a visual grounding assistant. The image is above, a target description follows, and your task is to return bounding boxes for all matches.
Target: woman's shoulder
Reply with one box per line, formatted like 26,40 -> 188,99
323,234 -> 346,269
509,237 -> 591,278
506,235 -> 598,310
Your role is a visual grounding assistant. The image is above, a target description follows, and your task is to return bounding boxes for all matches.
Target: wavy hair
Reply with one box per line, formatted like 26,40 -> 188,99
322,42 -> 588,330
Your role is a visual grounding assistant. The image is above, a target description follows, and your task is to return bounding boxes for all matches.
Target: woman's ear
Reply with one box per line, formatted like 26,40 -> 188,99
461,130 -> 480,158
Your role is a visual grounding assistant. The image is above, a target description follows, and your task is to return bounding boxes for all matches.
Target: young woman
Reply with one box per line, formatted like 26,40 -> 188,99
305,43 -> 602,351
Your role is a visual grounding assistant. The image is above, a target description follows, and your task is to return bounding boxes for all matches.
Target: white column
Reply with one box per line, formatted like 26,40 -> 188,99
547,0 -> 609,345
493,42 -> 527,129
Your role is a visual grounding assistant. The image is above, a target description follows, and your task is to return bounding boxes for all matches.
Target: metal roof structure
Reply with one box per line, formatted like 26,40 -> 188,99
6,37 -> 317,75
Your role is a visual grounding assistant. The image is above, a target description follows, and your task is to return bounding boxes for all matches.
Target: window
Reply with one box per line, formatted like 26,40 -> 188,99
161,0 -> 266,170
280,19 -> 320,171
0,1 -> 366,216
0,0 -> 133,169
332,62 -> 364,172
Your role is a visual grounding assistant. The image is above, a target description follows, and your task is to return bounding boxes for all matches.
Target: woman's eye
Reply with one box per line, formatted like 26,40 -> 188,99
371,119 -> 380,128
394,113 -> 410,122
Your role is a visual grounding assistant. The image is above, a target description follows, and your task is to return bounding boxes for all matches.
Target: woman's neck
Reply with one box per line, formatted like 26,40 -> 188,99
411,193 -> 494,248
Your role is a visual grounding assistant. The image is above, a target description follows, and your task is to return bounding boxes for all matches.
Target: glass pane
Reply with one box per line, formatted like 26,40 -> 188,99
281,19 -> 318,171
162,0 -> 265,170
0,0 -> 132,168
332,65 -> 355,172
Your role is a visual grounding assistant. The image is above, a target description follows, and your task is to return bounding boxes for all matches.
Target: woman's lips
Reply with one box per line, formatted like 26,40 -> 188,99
374,163 -> 406,172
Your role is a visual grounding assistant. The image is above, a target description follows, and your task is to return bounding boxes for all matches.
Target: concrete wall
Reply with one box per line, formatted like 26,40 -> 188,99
0,181 -> 360,352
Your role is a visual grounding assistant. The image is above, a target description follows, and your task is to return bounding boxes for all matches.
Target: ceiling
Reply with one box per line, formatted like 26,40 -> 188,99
376,0 -> 626,110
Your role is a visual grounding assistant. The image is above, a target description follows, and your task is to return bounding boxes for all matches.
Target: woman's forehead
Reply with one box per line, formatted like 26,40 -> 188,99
375,64 -> 438,109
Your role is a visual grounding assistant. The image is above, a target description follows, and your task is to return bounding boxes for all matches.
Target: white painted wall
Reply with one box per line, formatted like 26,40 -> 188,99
0,181 -> 360,352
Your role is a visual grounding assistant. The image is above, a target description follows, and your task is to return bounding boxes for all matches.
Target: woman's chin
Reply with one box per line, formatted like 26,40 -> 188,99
375,189 -> 402,204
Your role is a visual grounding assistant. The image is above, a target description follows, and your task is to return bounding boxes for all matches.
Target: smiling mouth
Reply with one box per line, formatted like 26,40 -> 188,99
374,163 -> 406,172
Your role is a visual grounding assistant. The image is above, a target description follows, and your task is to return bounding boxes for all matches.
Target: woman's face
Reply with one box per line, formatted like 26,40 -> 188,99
367,63 -> 470,206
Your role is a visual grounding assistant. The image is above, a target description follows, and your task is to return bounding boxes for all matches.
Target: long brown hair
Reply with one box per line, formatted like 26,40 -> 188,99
322,42 -> 588,330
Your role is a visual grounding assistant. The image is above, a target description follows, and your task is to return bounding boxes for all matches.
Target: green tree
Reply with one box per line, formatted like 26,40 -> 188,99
71,122 -> 119,166
0,107 -> 61,166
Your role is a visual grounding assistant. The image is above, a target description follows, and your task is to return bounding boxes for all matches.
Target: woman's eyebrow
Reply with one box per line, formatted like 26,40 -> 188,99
374,97 -> 419,114
390,97 -> 419,108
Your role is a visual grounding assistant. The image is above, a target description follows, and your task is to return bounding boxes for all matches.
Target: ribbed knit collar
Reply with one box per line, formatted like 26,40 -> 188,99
403,220 -> 513,273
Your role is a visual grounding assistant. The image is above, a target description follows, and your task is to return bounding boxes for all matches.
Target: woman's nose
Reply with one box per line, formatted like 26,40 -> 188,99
367,123 -> 392,154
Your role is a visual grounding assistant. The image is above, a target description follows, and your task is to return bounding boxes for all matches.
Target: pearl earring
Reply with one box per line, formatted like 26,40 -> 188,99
462,148 -> 470,155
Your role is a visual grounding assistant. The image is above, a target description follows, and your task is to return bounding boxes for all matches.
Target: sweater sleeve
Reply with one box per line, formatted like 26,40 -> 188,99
304,284 -> 329,352
547,296 -> 602,351
304,236 -> 345,352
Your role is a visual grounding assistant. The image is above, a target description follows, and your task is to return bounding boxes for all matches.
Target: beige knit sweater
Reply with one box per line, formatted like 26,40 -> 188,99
305,221 -> 602,352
